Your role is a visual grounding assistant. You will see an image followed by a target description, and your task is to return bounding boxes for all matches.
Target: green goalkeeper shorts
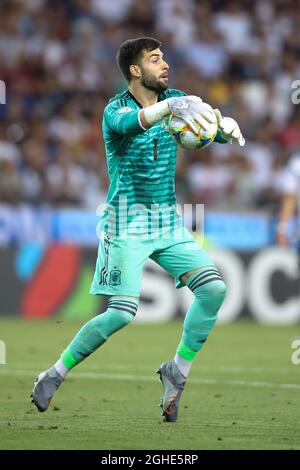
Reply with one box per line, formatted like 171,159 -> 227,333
90,226 -> 214,297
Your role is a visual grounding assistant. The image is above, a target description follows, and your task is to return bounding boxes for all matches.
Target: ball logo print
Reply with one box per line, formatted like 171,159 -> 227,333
0,340 -> 6,365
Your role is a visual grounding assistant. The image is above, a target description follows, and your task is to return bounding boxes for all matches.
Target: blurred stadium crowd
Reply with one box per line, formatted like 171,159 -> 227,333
1,0 -> 300,212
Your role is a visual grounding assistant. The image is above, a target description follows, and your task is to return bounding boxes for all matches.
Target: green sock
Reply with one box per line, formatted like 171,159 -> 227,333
177,268 -> 226,361
61,297 -> 139,369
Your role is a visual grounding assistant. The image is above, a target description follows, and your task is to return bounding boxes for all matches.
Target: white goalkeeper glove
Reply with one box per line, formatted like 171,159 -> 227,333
214,108 -> 245,147
168,96 -> 217,134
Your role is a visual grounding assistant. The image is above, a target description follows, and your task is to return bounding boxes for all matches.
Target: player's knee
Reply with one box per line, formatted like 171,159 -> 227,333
193,279 -> 227,313
107,296 -> 139,328
116,310 -> 135,327
206,279 -> 227,308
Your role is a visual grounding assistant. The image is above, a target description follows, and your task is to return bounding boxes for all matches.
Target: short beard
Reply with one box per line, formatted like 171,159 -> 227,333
140,68 -> 168,93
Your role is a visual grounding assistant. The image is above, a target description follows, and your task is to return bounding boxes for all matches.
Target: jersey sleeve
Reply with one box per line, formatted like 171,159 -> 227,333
103,100 -> 145,136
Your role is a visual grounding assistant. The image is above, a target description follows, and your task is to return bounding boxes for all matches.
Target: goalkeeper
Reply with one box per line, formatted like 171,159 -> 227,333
31,37 -> 244,422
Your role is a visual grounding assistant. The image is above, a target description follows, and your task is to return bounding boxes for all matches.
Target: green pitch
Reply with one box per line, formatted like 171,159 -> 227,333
0,317 -> 300,450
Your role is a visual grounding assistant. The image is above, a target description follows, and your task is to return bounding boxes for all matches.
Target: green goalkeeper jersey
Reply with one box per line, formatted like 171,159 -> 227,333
99,88 -> 225,237
99,88 -> 186,237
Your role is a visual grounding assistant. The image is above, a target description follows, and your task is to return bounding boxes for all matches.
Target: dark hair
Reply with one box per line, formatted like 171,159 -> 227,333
116,37 -> 162,82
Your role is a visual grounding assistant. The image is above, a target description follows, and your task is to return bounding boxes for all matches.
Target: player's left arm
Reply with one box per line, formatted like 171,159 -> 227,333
213,108 -> 245,146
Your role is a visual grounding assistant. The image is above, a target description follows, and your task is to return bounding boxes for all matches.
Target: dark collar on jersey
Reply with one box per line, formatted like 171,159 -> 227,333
127,90 -> 164,108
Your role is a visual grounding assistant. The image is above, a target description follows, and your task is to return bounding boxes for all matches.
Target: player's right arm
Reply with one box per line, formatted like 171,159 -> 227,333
104,96 -> 216,137
141,95 -> 216,133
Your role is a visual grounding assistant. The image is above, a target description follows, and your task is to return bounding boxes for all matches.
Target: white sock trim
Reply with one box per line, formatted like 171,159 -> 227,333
54,359 -> 70,379
174,353 -> 192,378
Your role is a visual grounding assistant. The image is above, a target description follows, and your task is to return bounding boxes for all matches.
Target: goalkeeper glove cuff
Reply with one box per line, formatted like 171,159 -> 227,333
214,108 -> 245,147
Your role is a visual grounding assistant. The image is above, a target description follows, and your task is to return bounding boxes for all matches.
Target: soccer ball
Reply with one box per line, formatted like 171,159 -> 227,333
167,113 -> 218,150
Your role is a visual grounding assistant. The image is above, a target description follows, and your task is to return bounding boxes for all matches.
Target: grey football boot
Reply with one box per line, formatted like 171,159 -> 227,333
157,360 -> 186,422
30,367 -> 64,412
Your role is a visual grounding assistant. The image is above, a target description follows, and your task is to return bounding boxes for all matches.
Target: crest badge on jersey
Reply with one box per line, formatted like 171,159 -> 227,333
109,267 -> 122,286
